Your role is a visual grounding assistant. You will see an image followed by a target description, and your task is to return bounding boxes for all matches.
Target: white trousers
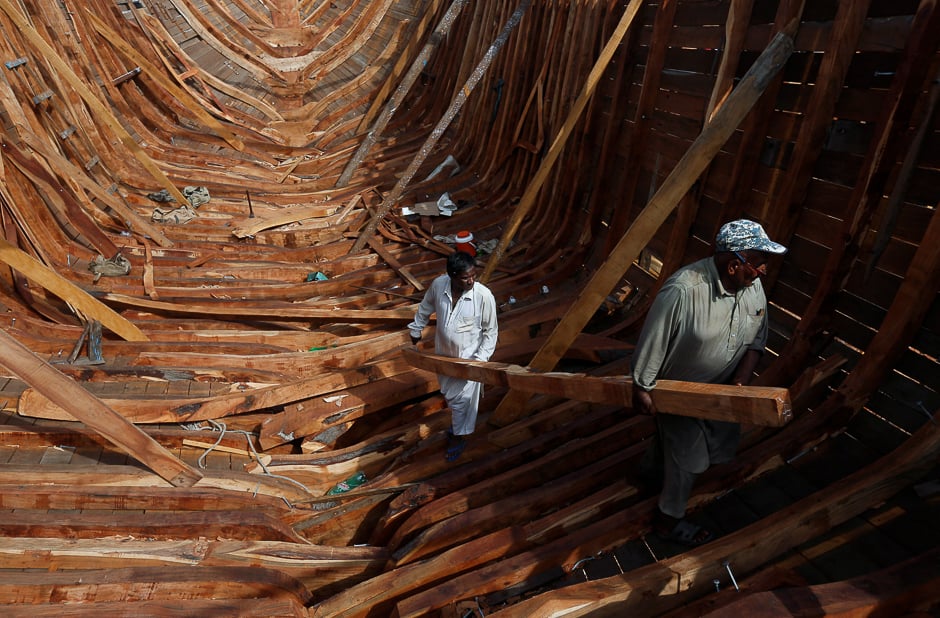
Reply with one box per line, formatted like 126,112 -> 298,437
438,375 -> 482,436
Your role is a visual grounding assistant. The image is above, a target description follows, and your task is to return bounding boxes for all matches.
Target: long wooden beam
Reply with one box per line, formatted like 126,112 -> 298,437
98,293 -> 415,322
0,238 -> 147,341
480,0 -> 644,281
349,0 -> 532,254
0,329 -> 201,487
489,27 -> 796,427
403,349 -> 792,426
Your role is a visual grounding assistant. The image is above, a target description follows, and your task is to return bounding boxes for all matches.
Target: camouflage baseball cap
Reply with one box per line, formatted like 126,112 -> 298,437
715,219 -> 787,254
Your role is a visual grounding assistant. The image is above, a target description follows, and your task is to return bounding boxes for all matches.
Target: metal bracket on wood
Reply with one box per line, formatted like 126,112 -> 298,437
111,66 -> 140,86
84,155 -> 100,170
32,90 -> 53,105
59,125 -> 76,139
4,57 -> 26,69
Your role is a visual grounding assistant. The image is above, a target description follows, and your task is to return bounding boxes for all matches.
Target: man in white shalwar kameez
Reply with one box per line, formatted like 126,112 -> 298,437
408,251 -> 498,460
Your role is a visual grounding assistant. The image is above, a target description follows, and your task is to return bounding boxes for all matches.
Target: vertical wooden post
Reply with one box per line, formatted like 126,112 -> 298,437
490,29 -> 796,427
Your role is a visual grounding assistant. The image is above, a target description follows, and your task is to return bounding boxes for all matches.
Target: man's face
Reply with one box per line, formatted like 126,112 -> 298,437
733,250 -> 769,288
450,266 -> 477,294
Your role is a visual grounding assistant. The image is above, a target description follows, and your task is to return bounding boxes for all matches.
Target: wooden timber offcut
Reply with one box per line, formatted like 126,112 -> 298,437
0,0 -> 936,616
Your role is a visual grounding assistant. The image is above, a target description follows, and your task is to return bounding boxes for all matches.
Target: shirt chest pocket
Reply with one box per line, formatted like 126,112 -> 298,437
741,313 -> 762,343
455,315 -> 479,333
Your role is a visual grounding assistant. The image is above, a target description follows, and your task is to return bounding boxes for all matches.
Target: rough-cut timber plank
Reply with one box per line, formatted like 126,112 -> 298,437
0,566 -> 312,605
0,329 -> 200,487
403,349 -> 792,426
98,293 -> 416,322
0,484 -> 289,512
0,238 -> 146,341
0,537 -> 386,594
0,510 -> 306,542
18,357 -> 412,422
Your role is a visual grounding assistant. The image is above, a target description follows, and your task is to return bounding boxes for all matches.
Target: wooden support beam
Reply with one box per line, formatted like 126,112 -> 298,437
489,28 -> 796,427
366,235 -> 424,291
0,237 -> 147,341
481,0 -> 643,282
349,0 -> 532,254
403,349 -> 792,427
0,329 -> 201,487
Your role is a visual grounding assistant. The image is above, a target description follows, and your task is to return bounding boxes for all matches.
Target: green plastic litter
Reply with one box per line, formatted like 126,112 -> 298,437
326,471 -> 367,495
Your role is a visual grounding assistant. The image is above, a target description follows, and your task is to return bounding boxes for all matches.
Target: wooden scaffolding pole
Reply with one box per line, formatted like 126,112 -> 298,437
349,0 -> 532,254
480,0 -> 644,282
489,26 -> 797,427
0,329 -> 201,487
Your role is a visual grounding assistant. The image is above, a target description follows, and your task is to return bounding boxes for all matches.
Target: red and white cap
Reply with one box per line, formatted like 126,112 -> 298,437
455,230 -> 474,243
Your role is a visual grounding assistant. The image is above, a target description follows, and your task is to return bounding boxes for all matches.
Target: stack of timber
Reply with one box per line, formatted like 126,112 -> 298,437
0,0 -> 936,615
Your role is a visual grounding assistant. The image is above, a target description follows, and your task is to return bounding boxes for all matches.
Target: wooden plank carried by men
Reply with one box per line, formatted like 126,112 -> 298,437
403,349 -> 792,427
0,237 -> 147,341
489,26 -> 797,427
0,329 -> 201,487
480,0 -> 644,282
349,0 -> 532,254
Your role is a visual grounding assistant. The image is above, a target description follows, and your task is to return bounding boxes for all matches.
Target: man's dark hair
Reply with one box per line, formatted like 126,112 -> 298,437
446,251 -> 476,277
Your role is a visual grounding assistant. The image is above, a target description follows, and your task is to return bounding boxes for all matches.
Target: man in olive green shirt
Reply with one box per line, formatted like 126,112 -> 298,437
631,219 -> 786,546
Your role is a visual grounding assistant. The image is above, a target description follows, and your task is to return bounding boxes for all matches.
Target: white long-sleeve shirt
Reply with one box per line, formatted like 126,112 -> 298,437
408,274 -> 498,361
